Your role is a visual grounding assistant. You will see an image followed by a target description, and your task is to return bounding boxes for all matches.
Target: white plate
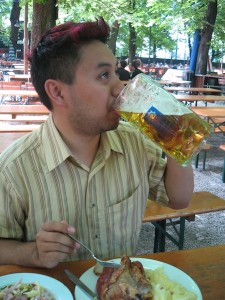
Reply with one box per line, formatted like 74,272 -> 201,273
0,273 -> 73,300
75,258 -> 202,300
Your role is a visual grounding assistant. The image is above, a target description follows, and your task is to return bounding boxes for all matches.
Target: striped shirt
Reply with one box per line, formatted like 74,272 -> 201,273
0,114 -> 168,261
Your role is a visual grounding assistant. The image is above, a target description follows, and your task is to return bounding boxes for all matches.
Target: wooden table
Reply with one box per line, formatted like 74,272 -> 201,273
156,80 -> 191,86
0,90 -> 38,97
9,74 -> 31,82
165,86 -> 221,93
191,106 -> 225,133
174,94 -> 225,106
192,106 -> 225,118
0,104 -> 49,119
0,123 -> 41,133
0,89 -> 39,105
0,132 -> 28,152
0,244 -> 224,299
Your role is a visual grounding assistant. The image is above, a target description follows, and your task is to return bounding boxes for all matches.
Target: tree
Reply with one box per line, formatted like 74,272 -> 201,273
1,0 -> 225,72
10,0 -> 21,53
31,0 -> 58,49
0,0 -> 12,47
195,0 -> 218,74
107,20 -> 120,55
128,0 -> 136,63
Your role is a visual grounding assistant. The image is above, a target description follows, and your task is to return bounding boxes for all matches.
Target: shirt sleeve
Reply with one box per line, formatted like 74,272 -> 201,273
0,173 -> 25,240
142,134 -> 169,206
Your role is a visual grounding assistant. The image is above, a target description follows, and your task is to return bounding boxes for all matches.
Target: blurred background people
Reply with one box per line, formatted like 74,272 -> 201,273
130,60 -> 143,79
116,60 -> 130,81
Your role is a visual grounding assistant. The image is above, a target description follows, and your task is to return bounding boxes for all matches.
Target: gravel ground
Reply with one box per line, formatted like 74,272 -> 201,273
136,121 -> 225,254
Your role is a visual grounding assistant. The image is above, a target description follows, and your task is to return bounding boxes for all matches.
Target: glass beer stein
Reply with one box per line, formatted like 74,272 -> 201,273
116,74 -> 212,166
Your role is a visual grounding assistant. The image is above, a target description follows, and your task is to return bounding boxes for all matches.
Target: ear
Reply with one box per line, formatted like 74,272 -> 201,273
45,79 -> 67,108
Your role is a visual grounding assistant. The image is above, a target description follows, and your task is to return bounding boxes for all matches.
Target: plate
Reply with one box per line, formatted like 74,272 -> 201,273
75,258 -> 202,299
0,273 -> 73,300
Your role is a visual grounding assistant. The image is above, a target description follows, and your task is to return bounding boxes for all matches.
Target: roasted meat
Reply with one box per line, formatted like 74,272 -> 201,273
96,256 -> 152,300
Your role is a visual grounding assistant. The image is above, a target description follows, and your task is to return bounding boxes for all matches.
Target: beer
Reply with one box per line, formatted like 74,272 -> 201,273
120,110 -> 212,165
116,74 -> 212,165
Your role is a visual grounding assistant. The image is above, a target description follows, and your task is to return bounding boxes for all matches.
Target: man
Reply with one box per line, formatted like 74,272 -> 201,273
0,18 -> 193,268
116,60 -> 130,81
130,59 -> 143,79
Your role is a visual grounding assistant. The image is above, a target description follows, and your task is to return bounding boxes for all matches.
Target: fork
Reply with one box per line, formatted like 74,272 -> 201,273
66,233 -> 121,268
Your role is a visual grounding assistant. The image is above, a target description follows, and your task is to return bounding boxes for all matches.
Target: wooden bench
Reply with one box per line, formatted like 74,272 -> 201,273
214,126 -> 225,133
209,117 -> 225,133
0,104 -> 49,119
24,82 -> 35,90
0,81 -> 24,90
0,116 -> 47,124
143,191 -> 225,252
0,118 -> 46,124
0,124 -> 41,133
0,81 -> 25,104
0,132 -> 28,153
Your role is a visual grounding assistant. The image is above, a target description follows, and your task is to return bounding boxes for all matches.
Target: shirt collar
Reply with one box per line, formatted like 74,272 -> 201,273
42,115 -> 72,172
42,116 -> 124,172
104,128 -> 124,156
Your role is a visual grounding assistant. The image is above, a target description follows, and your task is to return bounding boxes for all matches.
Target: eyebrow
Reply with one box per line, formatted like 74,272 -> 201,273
96,62 -> 113,69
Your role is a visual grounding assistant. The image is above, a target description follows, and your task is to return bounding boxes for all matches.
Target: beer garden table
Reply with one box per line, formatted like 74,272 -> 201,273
165,86 -> 221,94
174,94 -> 225,106
9,74 -> 31,82
0,89 -> 38,98
191,106 -> 225,133
0,244 -> 224,299
156,80 -> 191,86
0,132 -> 28,153
0,104 -> 49,119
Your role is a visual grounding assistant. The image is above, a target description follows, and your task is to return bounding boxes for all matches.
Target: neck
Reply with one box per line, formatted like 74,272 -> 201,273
65,131 -> 100,167
53,116 -> 100,168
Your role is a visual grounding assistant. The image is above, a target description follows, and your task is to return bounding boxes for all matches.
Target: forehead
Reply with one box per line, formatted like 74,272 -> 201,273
79,41 -> 116,68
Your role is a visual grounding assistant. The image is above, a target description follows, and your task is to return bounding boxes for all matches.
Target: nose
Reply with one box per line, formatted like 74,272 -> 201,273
112,76 -> 125,98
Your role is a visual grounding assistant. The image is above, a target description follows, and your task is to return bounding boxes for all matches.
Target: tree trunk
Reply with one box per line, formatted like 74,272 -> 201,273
10,0 -> 21,52
31,0 -> 58,50
108,20 -> 120,55
128,22 -> 136,63
128,0 -> 136,64
195,0 -> 217,75
153,42 -> 157,60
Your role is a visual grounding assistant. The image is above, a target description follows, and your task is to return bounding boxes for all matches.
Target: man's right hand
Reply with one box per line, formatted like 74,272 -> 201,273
35,220 -> 80,268
0,220 -> 80,268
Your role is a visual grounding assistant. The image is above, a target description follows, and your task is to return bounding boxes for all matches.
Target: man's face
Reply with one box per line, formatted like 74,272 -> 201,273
64,41 -> 124,136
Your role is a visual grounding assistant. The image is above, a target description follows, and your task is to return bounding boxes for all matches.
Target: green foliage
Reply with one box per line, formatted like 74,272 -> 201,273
0,0 -> 225,60
0,0 -> 12,46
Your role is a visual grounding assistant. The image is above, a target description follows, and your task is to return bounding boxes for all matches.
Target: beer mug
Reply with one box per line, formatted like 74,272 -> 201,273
116,74 -> 212,166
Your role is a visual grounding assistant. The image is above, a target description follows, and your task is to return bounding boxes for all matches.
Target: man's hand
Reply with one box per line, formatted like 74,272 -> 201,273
35,220 -> 80,268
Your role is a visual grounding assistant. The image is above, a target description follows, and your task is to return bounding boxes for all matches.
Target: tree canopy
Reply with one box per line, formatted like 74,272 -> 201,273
1,0 -> 225,73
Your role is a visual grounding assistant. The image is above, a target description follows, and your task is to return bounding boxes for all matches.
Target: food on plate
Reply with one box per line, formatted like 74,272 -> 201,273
96,256 -> 197,300
0,279 -> 55,300
93,263 -> 103,276
96,256 -> 153,299
145,267 -> 197,300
